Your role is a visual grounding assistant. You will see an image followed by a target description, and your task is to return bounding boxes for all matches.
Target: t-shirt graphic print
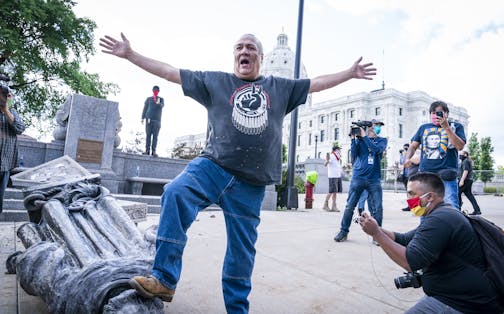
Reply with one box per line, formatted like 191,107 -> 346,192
422,127 -> 448,160
230,83 -> 270,135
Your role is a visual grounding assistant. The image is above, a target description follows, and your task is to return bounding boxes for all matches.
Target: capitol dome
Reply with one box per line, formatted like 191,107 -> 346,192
261,32 -> 308,79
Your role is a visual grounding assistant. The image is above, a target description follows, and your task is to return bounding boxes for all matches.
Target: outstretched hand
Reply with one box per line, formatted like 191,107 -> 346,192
99,33 -> 132,59
350,57 -> 377,80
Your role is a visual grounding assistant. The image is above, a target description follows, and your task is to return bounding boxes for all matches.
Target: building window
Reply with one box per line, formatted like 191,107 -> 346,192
320,115 -> 325,123
297,135 -> 301,146
375,107 -> 381,116
308,133 -> 312,145
335,113 -> 340,121
298,122 -> 302,129
334,128 -> 340,140
399,124 -> 403,138
296,155 -> 299,162
399,108 -> 403,116
309,120 -> 312,127
320,130 -> 325,142
350,110 -> 355,118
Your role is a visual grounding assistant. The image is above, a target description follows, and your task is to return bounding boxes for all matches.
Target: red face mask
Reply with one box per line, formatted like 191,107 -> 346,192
153,90 -> 159,97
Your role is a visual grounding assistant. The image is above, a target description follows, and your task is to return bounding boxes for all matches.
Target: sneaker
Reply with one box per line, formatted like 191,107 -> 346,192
129,275 -> 175,302
331,205 -> 340,212
142,151 -> 150,155
323,203 -> 330,211
334,232 -> 348,242
152,153 -> 158,158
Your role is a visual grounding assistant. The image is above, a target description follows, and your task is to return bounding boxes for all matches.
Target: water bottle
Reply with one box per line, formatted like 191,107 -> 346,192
135,165 -> 140,177
19,154 -> 24,167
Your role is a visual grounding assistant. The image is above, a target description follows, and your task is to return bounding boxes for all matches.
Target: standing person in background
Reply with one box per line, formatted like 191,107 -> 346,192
0,85 -> 25,214
334,119 -> 387,242
323,145 -> 342,212
458,151 -> 481,215
142,85 -> 164,157
100,32 -> 376,313
404,101 -> 466,209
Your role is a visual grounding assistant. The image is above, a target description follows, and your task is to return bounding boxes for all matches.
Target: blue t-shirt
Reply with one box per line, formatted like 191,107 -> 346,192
411,122 -> 466,173
180,70 -> 310,186
350,136 -> 387,180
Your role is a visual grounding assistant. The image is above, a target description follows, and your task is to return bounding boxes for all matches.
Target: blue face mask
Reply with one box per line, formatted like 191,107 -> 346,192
373,125 -> 381,135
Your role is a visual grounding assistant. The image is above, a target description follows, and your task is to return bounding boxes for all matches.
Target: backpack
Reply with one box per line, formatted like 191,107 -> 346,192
465,214 -> 504,307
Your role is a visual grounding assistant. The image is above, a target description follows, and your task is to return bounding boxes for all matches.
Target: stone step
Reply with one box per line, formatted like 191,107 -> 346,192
4,187 -> 25,199
2,198 -> 25,210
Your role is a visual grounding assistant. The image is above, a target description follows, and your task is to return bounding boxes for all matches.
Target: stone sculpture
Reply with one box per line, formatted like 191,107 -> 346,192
6,180 -> 162,313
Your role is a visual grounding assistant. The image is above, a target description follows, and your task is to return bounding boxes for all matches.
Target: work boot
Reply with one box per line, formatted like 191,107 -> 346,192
331,202 -> 340,212
323,200 -> 330,211
334,231 -> 348,242
129,275 -> 175,302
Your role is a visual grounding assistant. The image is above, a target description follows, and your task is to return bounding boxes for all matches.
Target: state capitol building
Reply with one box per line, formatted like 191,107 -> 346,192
174,32 -> 469,168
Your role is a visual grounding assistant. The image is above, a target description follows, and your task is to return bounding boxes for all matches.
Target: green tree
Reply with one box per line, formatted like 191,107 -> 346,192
478,137 -> 494,184
467,132 -> 480,179
121,131 -> 145,154
282,144 -> 287,163
0,0 -> 118,127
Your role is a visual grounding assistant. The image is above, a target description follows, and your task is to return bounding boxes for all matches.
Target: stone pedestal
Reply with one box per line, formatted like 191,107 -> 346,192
63,94 -> 119,172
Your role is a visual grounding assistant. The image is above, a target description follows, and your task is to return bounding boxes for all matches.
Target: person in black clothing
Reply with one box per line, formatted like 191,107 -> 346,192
359,172 -> 501,314
458,150 -> 481,215
142,85 -> 164,157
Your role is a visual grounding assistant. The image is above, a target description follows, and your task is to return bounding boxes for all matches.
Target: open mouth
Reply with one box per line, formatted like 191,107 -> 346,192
240,58 -> 250,66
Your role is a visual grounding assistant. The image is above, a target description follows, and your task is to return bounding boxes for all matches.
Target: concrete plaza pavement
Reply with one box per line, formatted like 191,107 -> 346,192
1,191 -> 503,314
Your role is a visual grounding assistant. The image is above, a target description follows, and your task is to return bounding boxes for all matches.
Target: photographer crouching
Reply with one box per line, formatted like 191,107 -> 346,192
359,172 -> 501,313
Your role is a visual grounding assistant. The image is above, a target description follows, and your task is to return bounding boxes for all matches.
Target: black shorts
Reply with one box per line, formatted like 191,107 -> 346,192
328,177 -> 342,193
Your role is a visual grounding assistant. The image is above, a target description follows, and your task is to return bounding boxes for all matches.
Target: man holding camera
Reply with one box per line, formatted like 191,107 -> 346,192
334,119 -> 387,242
359,172 -> 501,313
404,101 -> 465,209
0,85 -> 25,215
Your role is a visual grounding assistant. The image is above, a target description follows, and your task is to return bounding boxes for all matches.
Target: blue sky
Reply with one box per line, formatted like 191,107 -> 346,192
68,0 -> 504,166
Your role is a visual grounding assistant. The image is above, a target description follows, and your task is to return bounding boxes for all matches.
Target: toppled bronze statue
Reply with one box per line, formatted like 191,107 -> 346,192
6,181 -> 163,313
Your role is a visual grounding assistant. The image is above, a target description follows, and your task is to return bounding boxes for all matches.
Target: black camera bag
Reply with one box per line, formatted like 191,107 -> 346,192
465,215 -> 504,308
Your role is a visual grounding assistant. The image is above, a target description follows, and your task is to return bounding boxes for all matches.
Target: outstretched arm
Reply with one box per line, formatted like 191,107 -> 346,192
309,57 -> 376,93
99,33 -> 181,84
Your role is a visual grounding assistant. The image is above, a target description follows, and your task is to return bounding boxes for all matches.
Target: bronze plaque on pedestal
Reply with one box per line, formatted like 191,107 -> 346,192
76,139 -> 103,164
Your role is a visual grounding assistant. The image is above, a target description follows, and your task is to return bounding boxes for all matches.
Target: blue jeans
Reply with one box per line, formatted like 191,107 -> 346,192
405,296 -> 463,314
357,190 -> 368,212
339,177 -> 383,234
443,179 -> 459,209
152,157 -> 265,314
0,170 -> 10,214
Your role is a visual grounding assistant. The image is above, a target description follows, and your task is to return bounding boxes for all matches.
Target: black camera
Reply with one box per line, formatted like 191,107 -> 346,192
350,120 -> 373,137
394,271 -> 422,289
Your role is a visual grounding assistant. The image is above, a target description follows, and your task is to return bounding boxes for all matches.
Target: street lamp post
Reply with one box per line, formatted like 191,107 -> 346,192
314,135 -> 318,158
285,0 -> 305,209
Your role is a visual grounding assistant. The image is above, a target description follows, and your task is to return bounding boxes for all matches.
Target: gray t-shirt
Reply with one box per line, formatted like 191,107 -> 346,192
180,70 -> 310,186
